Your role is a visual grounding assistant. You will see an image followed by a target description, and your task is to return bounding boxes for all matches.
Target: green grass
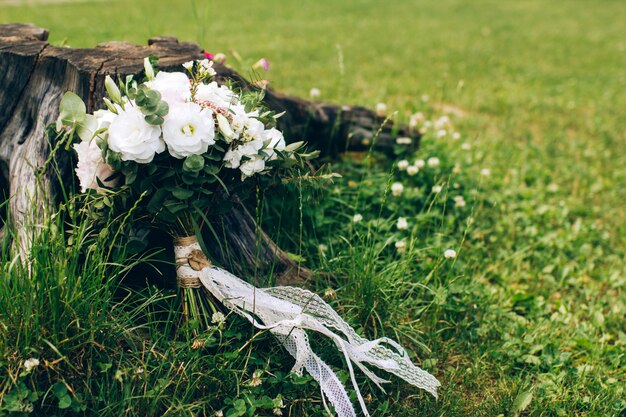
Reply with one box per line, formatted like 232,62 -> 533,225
1,0 -> 625,416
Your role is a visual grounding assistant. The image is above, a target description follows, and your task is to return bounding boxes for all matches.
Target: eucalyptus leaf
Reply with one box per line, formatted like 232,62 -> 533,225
144,114 -> 164,125
183,154 -> 205,172
57,91 -> 86,129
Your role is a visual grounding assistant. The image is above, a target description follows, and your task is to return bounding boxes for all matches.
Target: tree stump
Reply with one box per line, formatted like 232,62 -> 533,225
0,24 -> 420,282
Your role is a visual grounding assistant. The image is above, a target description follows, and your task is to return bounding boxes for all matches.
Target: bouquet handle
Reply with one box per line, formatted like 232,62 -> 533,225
174,237 -> 440,417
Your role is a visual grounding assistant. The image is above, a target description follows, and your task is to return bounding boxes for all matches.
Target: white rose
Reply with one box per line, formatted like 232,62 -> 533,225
162,102 -> 215,159
196,81 -> 237,108
107,106 -> 164,163
146,71 -> 190,106
73,140 -> 118,192
239,156 -> 266,178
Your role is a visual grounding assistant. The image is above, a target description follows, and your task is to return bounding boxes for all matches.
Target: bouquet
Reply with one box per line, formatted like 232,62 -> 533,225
55,57 -> 439,417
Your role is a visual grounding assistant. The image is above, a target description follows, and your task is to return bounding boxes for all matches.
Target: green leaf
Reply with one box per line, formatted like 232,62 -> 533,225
144,114 -> 164,125
171,188 -> 195,199
155,100 -> 169,117
57,91 -> 86,129
511,390 -> 533,417
52,381 -> 68,398
183,154 -> 205,172
58,394 -> 72,409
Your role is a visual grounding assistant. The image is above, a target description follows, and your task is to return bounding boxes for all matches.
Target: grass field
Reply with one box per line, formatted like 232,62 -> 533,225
1,0 -> 625,416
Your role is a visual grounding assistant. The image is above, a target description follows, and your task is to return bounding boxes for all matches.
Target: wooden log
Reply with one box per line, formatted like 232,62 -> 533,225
0,24 -> 419,281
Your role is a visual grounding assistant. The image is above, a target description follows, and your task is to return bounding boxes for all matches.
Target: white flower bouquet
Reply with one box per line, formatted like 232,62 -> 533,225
55,57 -> 439,417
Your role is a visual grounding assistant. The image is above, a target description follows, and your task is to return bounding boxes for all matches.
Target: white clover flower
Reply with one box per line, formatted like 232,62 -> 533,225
215,411 -> 224,417
436,129 -> 447,138
318,244 -> 328,254
547,183 -> 559,193
145,71 -> 191,106
73,140 -> 117,192
395,137 -> 412,145
452,132 -> 461,140
391,182 -> 404,197
23,358 -> 40,372
211,311 -> 226,325
375,102 -> 387,117
249,370 -> 263,387
454,195 -> 466,207
108,106 -> 164,163
461,142 -> 471,150
397,160 -> 409,171
414,159 -> 425,169
396,217 -> 409,230
323,287 -> 337,300
182,61 -> 194,71
162,102 -> 215,159
434,115 -> 450,130
432,185 -> 443,193
352,213 -> 363,223
444,249 -> 457,259
480,168 -> 491,177
309,88 -> 321,99
421,94 -> 430,102
409,112 -> 424,128
427,157 -> 440,168
407,165 -> 419,176
395,240 -> 407,254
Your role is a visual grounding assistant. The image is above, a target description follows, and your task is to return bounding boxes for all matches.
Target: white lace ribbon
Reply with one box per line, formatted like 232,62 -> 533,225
175,240 -> 440,417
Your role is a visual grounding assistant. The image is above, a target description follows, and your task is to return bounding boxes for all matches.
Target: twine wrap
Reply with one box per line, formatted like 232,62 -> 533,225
173,236 -> 211,289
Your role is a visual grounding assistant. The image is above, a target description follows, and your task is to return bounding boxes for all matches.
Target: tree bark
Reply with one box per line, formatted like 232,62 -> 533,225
0,24 -> 419,281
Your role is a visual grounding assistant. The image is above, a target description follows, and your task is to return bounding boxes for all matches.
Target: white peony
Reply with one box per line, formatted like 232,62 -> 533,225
107,106 -> 164,163
196,81 -> 237,108
146,71 -> 190,106
73,140 -> 118,192
162,102 -> 215,159
239,156 -> 266,178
